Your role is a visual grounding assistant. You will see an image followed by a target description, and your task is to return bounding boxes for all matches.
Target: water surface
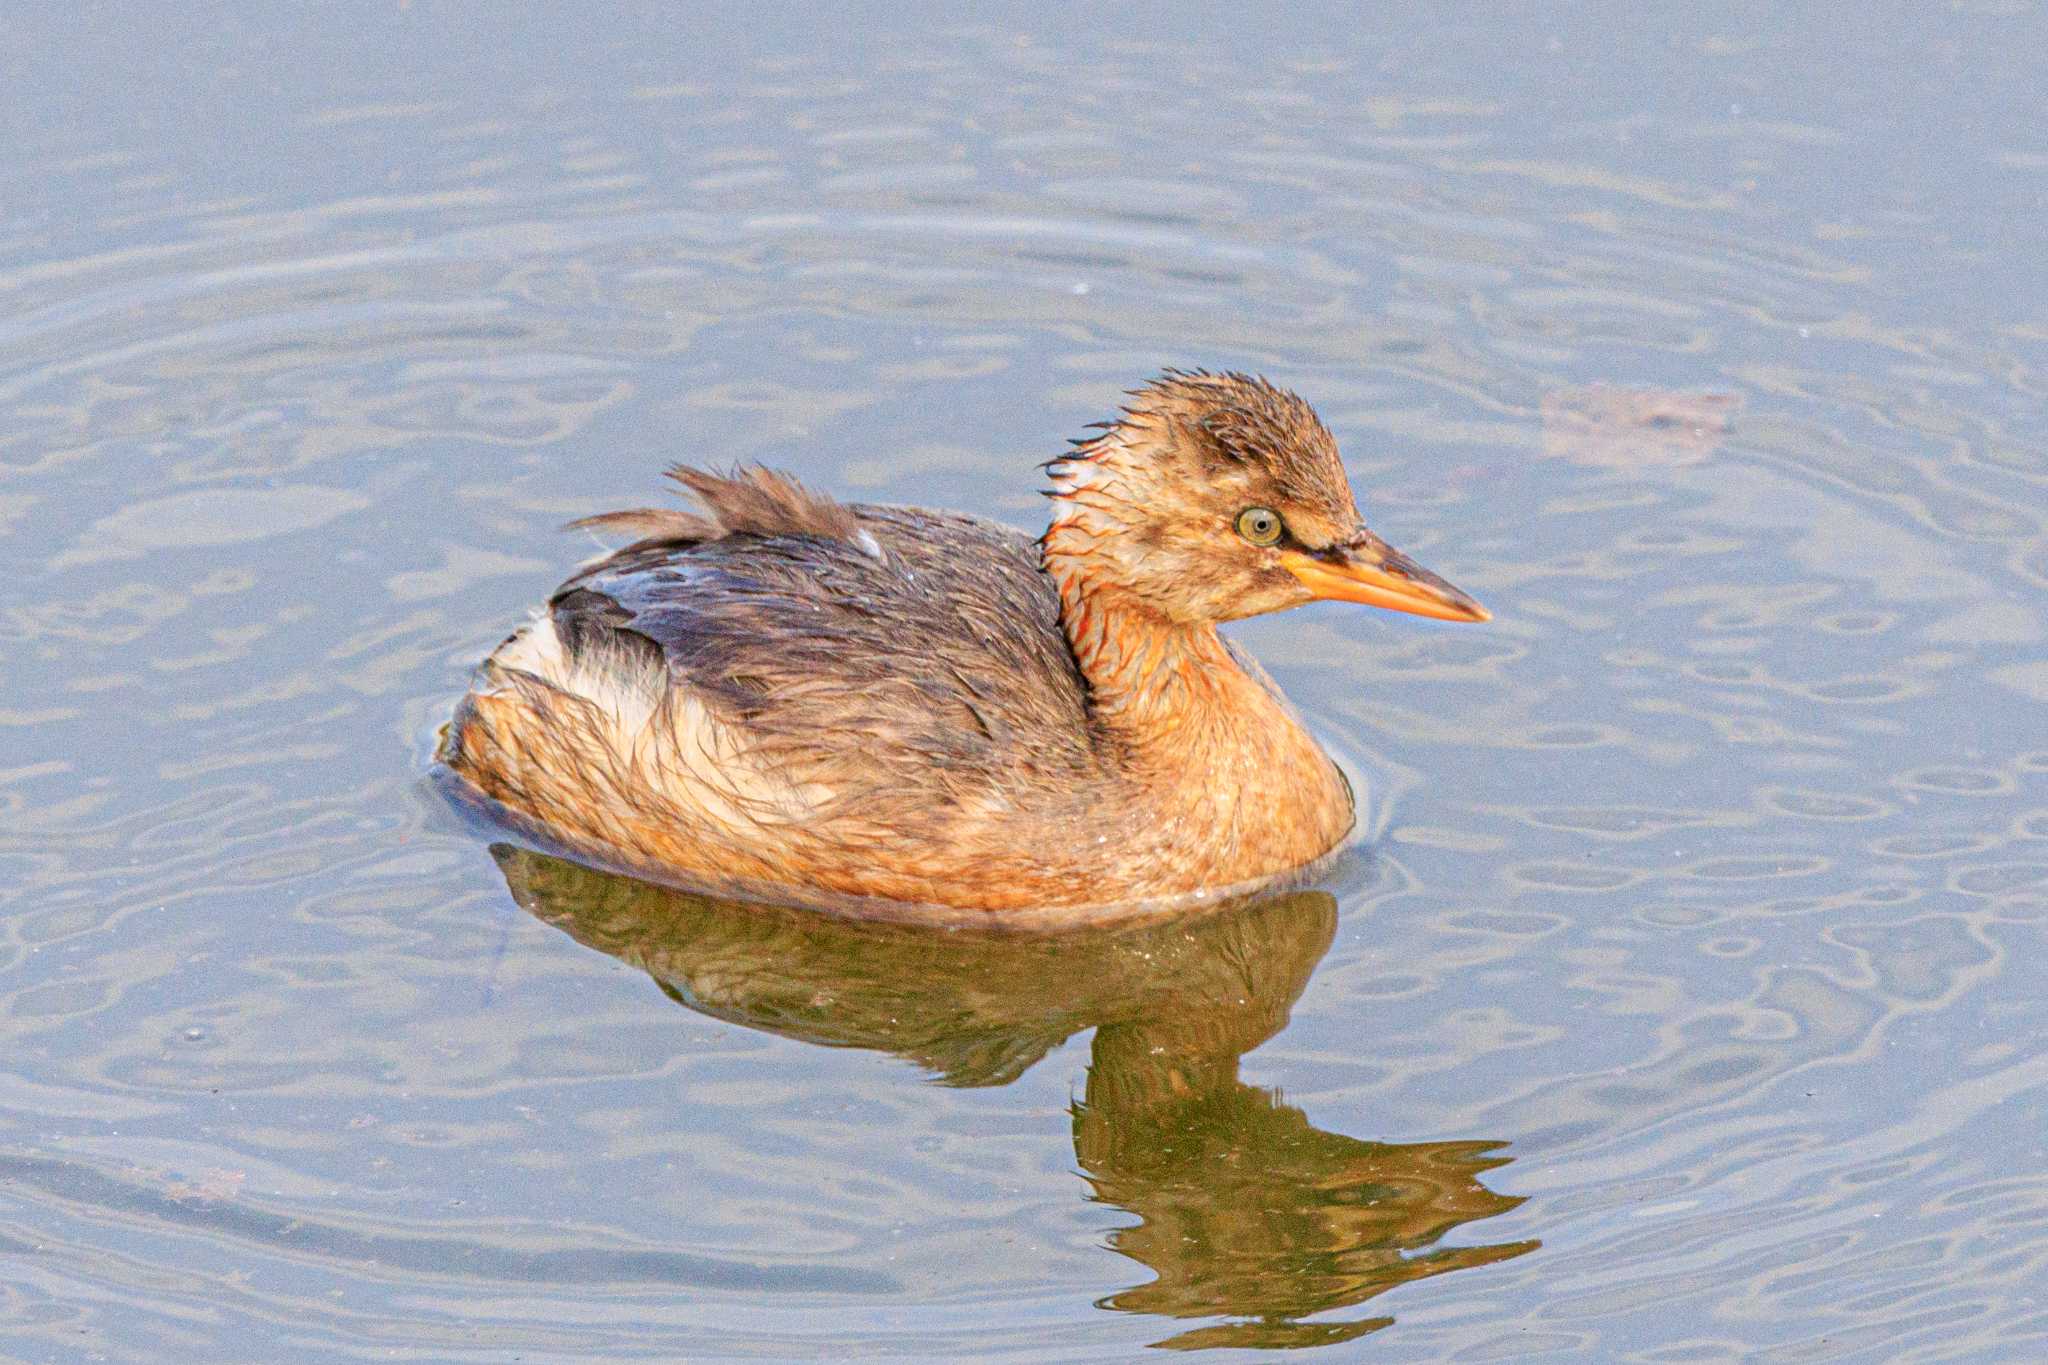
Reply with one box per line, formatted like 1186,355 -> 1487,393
4,7 -> 2047,1359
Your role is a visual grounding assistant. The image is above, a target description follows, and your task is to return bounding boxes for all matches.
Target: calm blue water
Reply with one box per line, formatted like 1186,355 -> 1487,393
4,6 -> 2046,1359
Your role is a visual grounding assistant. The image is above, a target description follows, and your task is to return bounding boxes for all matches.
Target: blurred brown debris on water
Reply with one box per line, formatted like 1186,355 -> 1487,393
1541,383 -> 1741,470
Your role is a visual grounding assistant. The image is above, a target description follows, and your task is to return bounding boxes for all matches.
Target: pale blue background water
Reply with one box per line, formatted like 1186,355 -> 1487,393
3,5 -> 2046,1359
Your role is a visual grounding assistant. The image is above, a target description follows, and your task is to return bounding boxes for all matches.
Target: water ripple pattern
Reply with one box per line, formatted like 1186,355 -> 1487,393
2,7 -> 2045,1360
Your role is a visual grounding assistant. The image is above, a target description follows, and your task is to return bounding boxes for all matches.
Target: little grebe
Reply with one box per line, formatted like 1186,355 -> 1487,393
440,372 -> 1488,912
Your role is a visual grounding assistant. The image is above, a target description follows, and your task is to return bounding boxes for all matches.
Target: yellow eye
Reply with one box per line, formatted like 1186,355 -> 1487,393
1235,506 -> 1283,546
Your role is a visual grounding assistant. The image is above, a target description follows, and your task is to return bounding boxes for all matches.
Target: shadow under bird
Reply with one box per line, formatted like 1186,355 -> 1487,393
440,371 -> 1489,914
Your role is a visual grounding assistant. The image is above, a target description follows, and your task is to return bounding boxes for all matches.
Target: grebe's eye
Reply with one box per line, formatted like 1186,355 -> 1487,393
1235,506 -> 1283,546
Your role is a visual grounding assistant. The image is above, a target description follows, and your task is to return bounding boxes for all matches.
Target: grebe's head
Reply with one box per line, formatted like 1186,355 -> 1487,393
1043,371 -> 1489,626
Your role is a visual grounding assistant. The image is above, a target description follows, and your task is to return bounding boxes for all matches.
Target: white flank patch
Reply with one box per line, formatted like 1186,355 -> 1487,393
486,616 -> 826,829
490,616 -> 662,744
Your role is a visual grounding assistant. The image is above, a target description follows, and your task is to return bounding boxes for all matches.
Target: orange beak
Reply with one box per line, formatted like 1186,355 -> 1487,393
1280,533 -> 1490,623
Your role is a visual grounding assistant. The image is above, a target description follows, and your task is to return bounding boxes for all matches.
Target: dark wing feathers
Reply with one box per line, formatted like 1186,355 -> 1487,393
547,467 -> 1099,794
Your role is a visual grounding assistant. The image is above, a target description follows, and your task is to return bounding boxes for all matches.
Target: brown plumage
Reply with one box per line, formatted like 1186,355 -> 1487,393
439,371 -> 1489,913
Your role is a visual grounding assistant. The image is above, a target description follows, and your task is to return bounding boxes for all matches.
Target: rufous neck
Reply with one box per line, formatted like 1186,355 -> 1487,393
1038,439 -> 1355,871
1043,547 -> 1232,729
1039,430 -> 1241,737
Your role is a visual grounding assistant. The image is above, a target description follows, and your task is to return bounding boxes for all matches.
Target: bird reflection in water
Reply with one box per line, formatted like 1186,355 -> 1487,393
491,844 -> 1538,1349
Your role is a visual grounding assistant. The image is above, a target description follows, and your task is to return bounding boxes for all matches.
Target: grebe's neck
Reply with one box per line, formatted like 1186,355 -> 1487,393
1039,438 -> 1270,750
1044,545 -> 1237,731
1038,428 -> 1356,876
